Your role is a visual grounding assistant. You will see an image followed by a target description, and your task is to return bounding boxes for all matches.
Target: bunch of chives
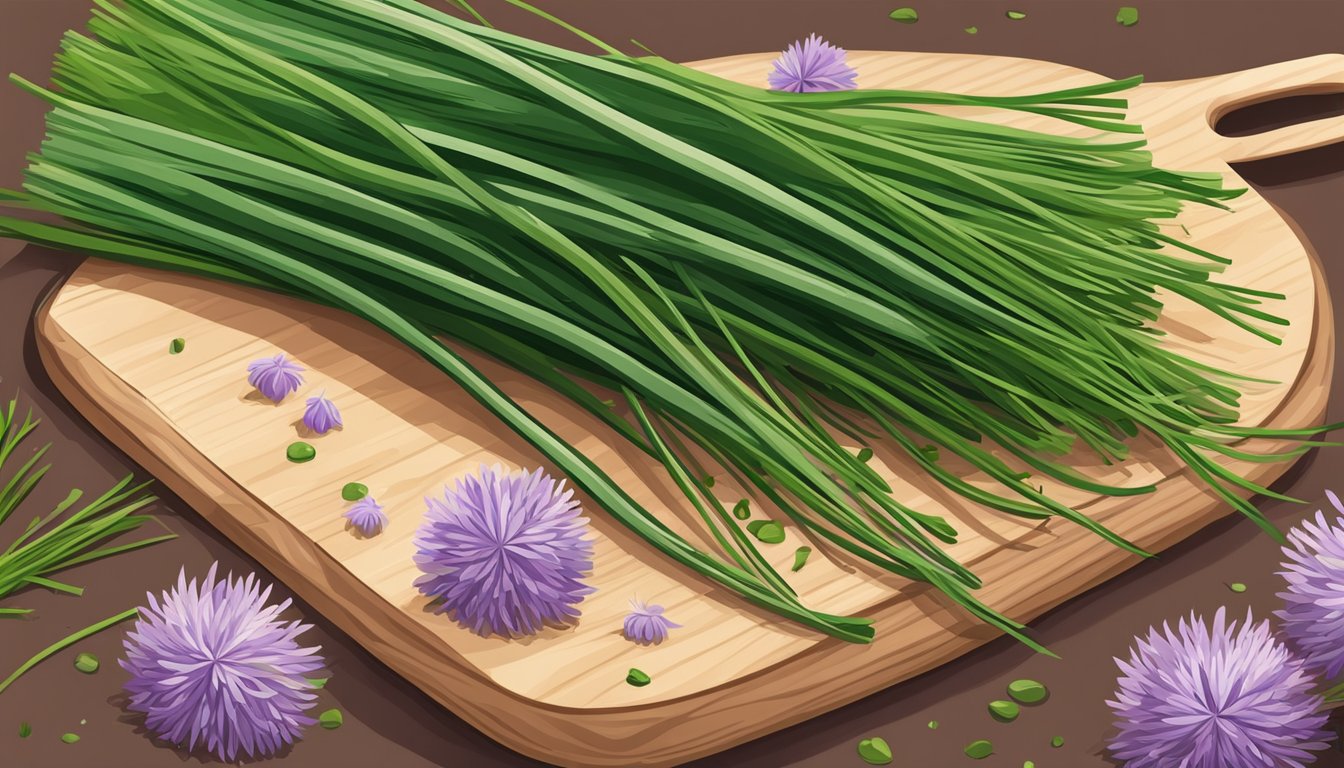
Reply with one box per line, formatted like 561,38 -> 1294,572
0,0 -> 1332,646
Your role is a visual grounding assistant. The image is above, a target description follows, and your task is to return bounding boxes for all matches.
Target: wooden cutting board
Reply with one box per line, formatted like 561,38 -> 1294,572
32,51 -> 1344,767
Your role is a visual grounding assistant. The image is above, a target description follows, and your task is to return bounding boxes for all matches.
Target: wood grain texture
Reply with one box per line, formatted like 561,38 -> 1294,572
34,51 -> 1343,767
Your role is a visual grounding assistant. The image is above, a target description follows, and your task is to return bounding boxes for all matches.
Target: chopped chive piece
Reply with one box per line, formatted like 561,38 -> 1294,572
857,447 -> 874,462
965,26 -> 979,34
965,739 -> 994,758
888,7 -> 919,24
1006,10 -> 1027,20
318,708 -> 343,729
1116,6 -> 1139,26
746,520 -> 786,544
791,546 -> 812,572
928,720 -> 939,729
286,441 -> 316,463
857,736 -> 893,765
340,482 -> 368,501
61,732 -> 79,744
1051,735 -> 1065,748
1007,679 -> 1048,704
1024,762 -> 1035,768
168,337 -> 185,355
1010,471 -> 1031,481
626,668 -> 651,687
1229,582 -> 1247,593
19,722 -> 31,738
73,652 -> 99,674
306,677 -> 329,689
732,499 -> 751,520
989,700 -> 1020,721
919,445 -> 939,461
600,398 -> 615,407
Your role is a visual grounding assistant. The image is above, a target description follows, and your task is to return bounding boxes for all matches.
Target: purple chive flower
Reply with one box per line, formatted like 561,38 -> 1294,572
622,599 -> 680,645
303,391 -> 342,435
1277,491 -> 1344,679
413,464 -> 594,638
120,563 -> 324,762
247,353 -> 304,402
767,33 -> 858,93
1107,607 -> 1331,768
344,496 -> 387,537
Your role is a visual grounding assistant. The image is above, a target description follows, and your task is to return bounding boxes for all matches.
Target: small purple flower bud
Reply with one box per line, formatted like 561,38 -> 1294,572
247,353 -> 304,402
767,34 -> 858,93
344,496 -> 387,537
303,392 -> 342,435
622,600 -> 680,645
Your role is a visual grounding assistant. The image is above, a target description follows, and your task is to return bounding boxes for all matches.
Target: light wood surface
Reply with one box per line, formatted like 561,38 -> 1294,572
33,51 -> 1344,767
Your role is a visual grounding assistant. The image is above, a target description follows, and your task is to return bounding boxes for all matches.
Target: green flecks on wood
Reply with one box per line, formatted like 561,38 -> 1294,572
857,736 -> 893,764
286,441 -> 316,463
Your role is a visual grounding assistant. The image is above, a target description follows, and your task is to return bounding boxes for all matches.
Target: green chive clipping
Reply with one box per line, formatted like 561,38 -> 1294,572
928,720 -> 939,730
1051,735 -> 1064,748
919,445 -> 939,461
988,700 -> 1020,722
168,337 -> 185,355
857,736 -> 893,765
1230,582 -> 1247,593
703,475 -> 715,488
286,441 -> 316,463
319,708 -> 343,729
965,739 -> 994,759
791,546 -> 812,572
340,482 -> 368,501
626,668 -> 651,687
307,677 -> 329,689
889,8 -> 919,24
1024,762 -> 1035,768
19,722 -> 31,738
61,733 -> 79,744
1007,679 -> 1048,704
746,520 -> 786,544
857,447 -> 874,462
73,652 -> 99,674
965,26 -> 979,34
1006,10 -> 1027,19
1117,6 -> 1139,26
732,499 -> 751,520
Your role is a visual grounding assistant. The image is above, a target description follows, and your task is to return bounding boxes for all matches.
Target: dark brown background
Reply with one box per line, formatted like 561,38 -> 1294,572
4,1 -> 1344,766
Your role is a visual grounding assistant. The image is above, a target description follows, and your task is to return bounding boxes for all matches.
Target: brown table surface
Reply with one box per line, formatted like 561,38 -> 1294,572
4,1 -> 1344,766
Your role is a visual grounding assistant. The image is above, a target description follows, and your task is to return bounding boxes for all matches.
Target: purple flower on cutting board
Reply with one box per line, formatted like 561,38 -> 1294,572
120,563 -> 325,763
345,496 -> 387,537
303,391 -> 342,434
1277,491 -> 1344,680
1106,606 -> 1331,768
247,353 -> 304,402
622,599 -> 680,645
413,464 -> 594,638
767,34 -> 858,93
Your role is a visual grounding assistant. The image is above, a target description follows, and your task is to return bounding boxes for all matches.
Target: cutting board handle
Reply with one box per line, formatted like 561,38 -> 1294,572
1192,53 -> 1344,164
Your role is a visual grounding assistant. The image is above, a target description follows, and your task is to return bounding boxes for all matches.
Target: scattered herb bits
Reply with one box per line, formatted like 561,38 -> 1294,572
888,7 -> 918,24
1006,10 -> 1027,20
73,652 -> 99,674
857,736 -> 893,765
703,476 -> 715,488
1117,6 -> 1139,26
19,722 -> 31,738
1051,735 -> 1065,748
791,546 -> 812,572
988,700 -> 1020,722
1229,582 -> 1248,593
746,520 -> 786,544
1007,679 -> 1048,704
1024,762 -> 1035,768
626,668 -> 651,687
857,447 -> 874,462
340,482 -> 368,501
61,732 -> 79,744
732,499 -> 751,520
318,709 -> 343,730
168,337 -> 185,355
919,445 -> 939,461
928,720 -> 938,730
286,441 -> 316,463
307,677 -> 329,689
965,739 -> 994,759
965,26 -> 978,34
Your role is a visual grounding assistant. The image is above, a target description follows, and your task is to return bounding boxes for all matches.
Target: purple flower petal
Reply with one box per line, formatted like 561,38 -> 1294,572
767,34 -> 858,93
1277,492 -> 1344,680
622,600 -> 680,645
413,464 -> 594,638
344,496 -> 387,537
1107,606 -> 1332,768
303,392 -> 342,435
247,353 -> 304,403
120,563 -> 325,762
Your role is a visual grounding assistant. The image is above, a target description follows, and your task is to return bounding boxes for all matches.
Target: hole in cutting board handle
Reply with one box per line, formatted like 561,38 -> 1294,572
1213,90 -> 1344,138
